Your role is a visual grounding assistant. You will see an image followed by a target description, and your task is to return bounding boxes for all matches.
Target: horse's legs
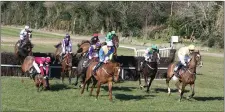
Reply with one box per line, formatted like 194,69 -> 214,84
187,83 -> 195,99
96,81 -> 101,100
108,81 -> 113,101
81,75 -> 91,94
68,70 -> 71,85
139,73 -> 143,89
146,76 -> 155,93
179,83 -> 187,102
61,71 -> 64,84
75,74 -> 80,86
175,80 -> 182,95
166,77 -> 172,95
89,78 -> 97,96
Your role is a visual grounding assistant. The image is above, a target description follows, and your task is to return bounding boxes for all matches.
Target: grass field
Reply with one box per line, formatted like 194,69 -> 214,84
1,26 -> 62,38
1,56 -> 224,111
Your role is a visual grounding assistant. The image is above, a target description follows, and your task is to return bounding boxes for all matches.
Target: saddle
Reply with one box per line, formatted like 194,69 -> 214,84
175,65 -> 187,78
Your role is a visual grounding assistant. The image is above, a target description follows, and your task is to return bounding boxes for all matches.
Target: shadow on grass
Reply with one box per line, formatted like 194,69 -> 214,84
196,73 -> 203,75
102,86 -> 137,92
154,88 -> 190,93
115,94 -> 155,101
193,96 -> 224,101
50,84 -> 73,91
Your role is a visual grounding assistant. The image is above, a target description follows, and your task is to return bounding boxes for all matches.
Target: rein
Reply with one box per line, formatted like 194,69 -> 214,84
146,63 -> 156,70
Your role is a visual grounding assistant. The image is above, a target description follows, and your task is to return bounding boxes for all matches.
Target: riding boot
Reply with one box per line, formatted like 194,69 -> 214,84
92,62 -> 103,76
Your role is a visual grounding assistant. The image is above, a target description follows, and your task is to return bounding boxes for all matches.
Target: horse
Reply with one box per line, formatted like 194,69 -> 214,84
60,52 -> 73,84
76,40 -> 91,57
21,56 -> 50,91
166,51 -> 202,101
81,61 -> 121,101
14,31 -> 33,64
75,57 -> 99,88
137,51 -> 160,93
53,42 -> 62,64
75,44 -> 101,88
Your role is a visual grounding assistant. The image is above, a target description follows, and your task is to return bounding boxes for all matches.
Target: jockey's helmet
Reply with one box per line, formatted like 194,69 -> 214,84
93,33 -> 98,37
151,44 -> 158,50
45,57 -> 51,63
65,34 -> 70,40
111,31 -> 115,34
107,41 -> 113,47
107,32 -> 112,37
188,44 -> 195,50
25,25 -> 30,30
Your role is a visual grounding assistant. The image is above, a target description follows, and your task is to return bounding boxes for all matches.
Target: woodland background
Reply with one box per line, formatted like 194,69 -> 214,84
1,1 -> 224,48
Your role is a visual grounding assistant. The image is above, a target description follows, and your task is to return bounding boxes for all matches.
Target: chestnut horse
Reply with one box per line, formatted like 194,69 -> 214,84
76,40 -> 91,57
21,56 -> 50,91
81,61 -> 121,101
138,51 -> 160,93
14,30 -> 33,64
166,51 -> 202,101
61,53 -> 73,84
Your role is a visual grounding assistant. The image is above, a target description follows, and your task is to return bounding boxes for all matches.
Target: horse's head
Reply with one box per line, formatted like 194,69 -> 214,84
188,51 -> 202,68
151,50 -> 160,64
195,50 -> 203,67
26,30 -> 32,40
112,35 -> 119,48
112,62 -> 122,82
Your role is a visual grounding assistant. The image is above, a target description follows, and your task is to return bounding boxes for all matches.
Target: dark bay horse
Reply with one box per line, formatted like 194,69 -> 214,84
81,61 -> 121,101
166,51 -> 202,101
75,44 -> 101,88
14,31 -> 33,64
21,56 -> 50,91
138,51 -> 160,93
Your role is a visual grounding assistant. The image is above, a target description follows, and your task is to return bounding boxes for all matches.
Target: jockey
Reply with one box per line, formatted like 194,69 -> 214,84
141,44 -> 159,69
90,33 -> 100,45
88,42 -> 101,60
92,41 -> 115,76
60,34 -> 72,62
19,25 -> 32,48
105,32 -> 113,42
174,44 -> 195,74
32,57 -> 51,79
111,31 -> 116,37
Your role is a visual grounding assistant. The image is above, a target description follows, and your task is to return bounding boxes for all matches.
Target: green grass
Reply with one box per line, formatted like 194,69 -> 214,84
1,56 -> 224,111
1,26 -> 62,38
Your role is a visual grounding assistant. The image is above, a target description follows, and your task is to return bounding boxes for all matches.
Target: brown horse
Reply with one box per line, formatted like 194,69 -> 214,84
54,43 -> 62,64
77,40 -> 91,57
81,61 -> 121,101
166,51 -> 202,101
14,31 -> 33,64
61,53 -> 73,84
21,56 -> 50,91
138,51 -> 160,93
